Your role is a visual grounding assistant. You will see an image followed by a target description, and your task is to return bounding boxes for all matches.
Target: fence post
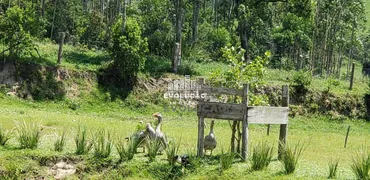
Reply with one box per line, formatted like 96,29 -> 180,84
57,32 -> 66,65
241,84 -> 249,161
197,78 -> 205,157
278,85 -> 289,160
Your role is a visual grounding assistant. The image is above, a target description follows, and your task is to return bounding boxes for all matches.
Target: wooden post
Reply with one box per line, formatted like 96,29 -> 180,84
278,85 -> 289,160
197,78 -> 205,157
350,62 -> 355,90
267,124 -> 270,136
241,84 -> 249,161
344,126 -> 350,148
57,32 -> 66,65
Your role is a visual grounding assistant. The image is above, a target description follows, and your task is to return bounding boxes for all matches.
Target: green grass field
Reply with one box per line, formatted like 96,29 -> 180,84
0,92 -> 369,179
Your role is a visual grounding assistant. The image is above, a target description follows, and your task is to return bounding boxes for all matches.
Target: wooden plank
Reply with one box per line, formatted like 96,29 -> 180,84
247,106 -> 289,124
241,84 -> 249,161
197,102 -> 244,120
278,85 -> 289,160
197,78 -> 205,157
200,86 -> 243,96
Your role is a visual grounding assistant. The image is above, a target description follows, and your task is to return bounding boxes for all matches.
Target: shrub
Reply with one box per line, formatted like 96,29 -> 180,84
75,126 -> 93,155
147,138 -> 162,162
16,121 -> 40,149
350,149 -> 370,180
165,140 -> 181,166
328,159 -> 339,179
290,70 -> 312,102
220,149 -> 235,172
116,136 -> 138,162
280,141 -> 307,174
54,131 -> 66,152
251,141 -> 274,171
93,129 -> 113,158
0,126 -> 10,146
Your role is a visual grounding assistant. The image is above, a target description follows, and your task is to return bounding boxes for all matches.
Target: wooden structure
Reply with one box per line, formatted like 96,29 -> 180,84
196,78 -> 289,160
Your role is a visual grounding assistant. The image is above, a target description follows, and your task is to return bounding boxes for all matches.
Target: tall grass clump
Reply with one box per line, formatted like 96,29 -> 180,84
93,129 -> 112,158
328,159 -> 339,179
350,149 -> 370,180
251,141 -> 274,171
219,149 -> 235,172
54,131 -> 66,152
165,139 -> 181,166
147,138 -> 162,162
16,121 -> 40,149
75,126 -> 93,155
116,136 -> 139,162
280,141 -> 307,174
0,126 -> 10,146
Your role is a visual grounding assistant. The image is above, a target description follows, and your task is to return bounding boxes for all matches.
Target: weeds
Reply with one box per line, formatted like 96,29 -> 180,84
147,138 -> 162,162
350,149 -> 370,180
93,129 -> 113,158
75,126 -> 93,155
54,131 -> 66,152
116,136 -> 138,162
0,126 -> 10,146
328,159 -> 339,179
280,141 -> 307,174
165,139 -> 181,166
220,149 -> 235,172
15,121 -> 40,149
251,141 -> 274,171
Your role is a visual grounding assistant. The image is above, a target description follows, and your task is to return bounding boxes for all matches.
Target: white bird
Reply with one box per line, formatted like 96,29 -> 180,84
153,112 -> 168,148
146,123 -> 156,140
204,120 -> 217,155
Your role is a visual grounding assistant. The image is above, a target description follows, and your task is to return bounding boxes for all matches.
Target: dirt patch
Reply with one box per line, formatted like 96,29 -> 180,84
48,161 -> 76,179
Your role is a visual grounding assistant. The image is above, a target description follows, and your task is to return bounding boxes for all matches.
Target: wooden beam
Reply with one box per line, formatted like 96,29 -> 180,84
241,84 -> 249,161
247,107 -> 289,124
278,85 -> 289,159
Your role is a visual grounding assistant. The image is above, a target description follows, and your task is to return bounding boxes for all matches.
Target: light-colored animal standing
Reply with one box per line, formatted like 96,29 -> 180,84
153,112 -> 168,148
204,120 -> 217,155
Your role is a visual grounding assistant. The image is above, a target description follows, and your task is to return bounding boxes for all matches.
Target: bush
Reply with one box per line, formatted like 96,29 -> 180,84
280,141 -> 307,174
165,140 -> 181,166
116,136 -> 138,162
147,138 -> 162,162
110,17 -> 148,87
54,131 -> 66,152
251,141 -> 274,171
220,149 -> 235,172
93,129 -> 113,158
16,121 -> 40,149
290,70 -> 312,103
328,159 -> 339,179
75,126 -> 93,155
350,149 -> 370,180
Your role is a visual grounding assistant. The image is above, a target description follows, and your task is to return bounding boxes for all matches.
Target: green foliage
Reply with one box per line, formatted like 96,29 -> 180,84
147,138 -> 162,162
251,141 -> 274,171
93,129 -> 113,158
219,149 -> 235,172
205,27 -> 231,58
79,10 -> 107,48
350,148 -> 370,180
116,137 -> 138,162
328,159 -> 339,179
109,16 -> 148,87
165,139 -> 181,166
290,70 -> 312,102
0,5 -> 43,58
280,141 -> 308,174
0,125 -> 10,146
15,121 -> 40,149
54,131 -> 66,152
75,126 -> 93,155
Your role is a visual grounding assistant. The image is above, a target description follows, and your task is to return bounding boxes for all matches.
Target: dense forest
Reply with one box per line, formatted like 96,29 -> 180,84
0,0 -> 368,87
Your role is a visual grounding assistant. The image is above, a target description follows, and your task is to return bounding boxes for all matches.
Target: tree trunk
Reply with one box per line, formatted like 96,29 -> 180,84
191,0 -> 200,44
41,0 -> 45,18
122,0 -> 126,32
57,32 -> 66,65
172,0 -> 183,73
50,0 -> 58,39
